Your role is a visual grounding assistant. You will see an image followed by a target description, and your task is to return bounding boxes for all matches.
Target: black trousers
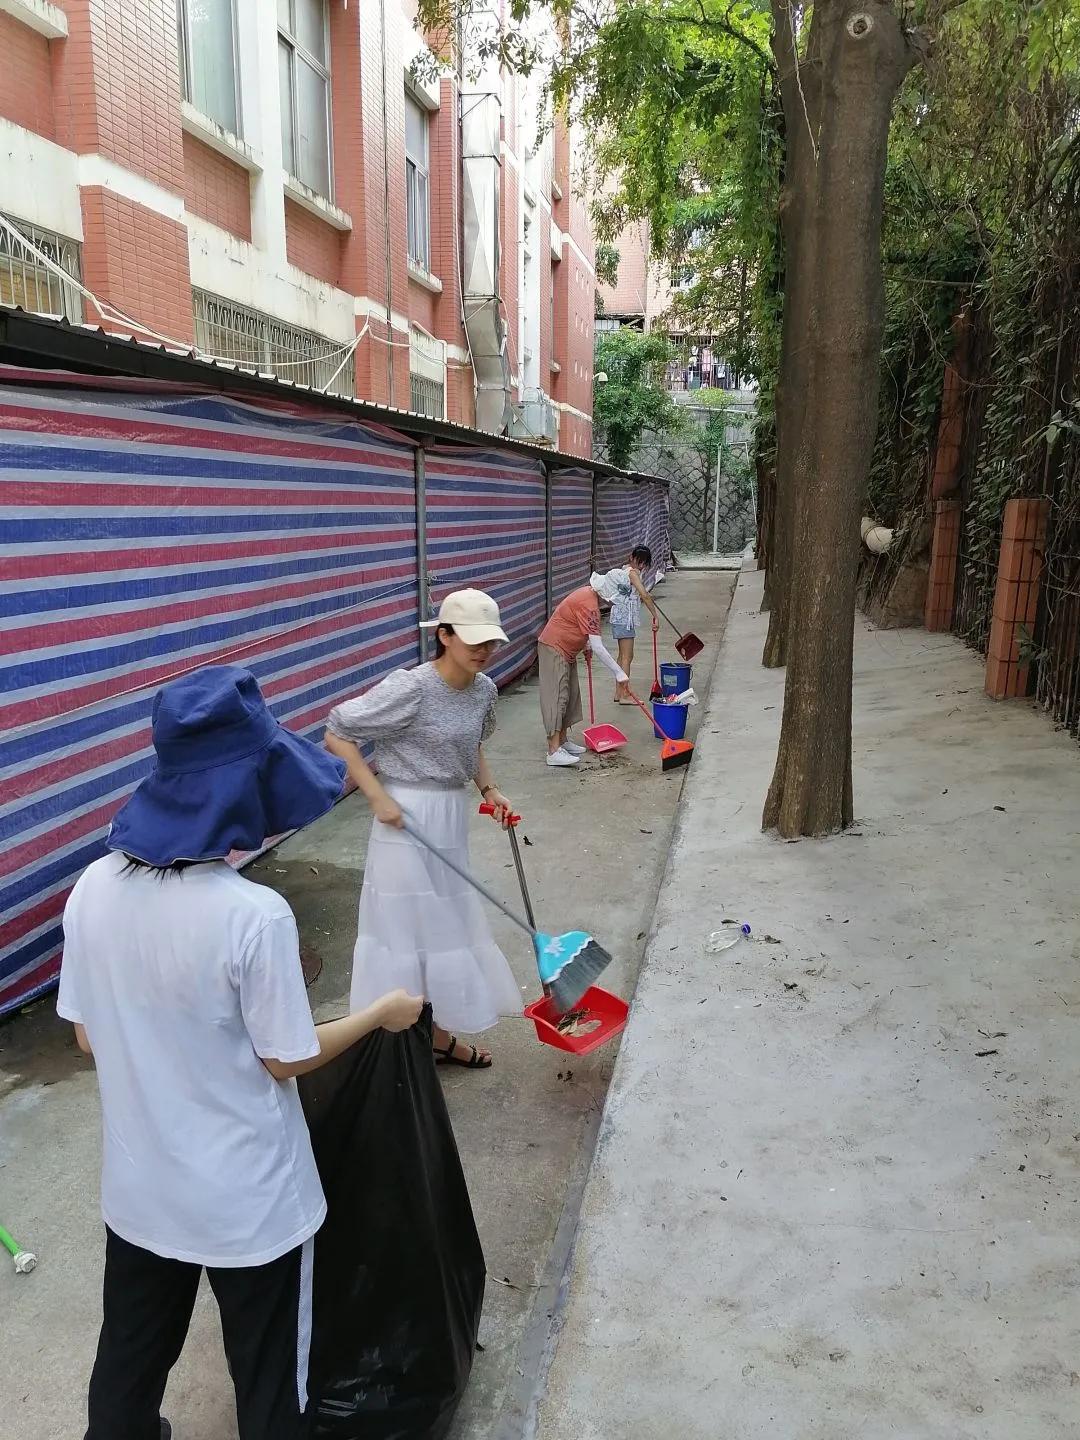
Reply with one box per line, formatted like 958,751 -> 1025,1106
85,1227 -> 313,1440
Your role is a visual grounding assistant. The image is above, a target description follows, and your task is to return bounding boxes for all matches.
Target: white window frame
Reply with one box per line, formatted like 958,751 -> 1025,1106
0,212 -> 84,324
409,326 -> 446,419
405,92 -> 431,273
177,0 -> 242,138
278,0 -> 334,199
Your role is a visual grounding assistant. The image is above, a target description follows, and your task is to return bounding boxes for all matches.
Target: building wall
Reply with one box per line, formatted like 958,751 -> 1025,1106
0,0 -> 595,456
599,218 -> 671,328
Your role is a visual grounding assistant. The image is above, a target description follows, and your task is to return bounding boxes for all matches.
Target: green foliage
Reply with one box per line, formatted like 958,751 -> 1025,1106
595,242 -> 620,290
869,0 -> 1080,603
593,329 -> 686,468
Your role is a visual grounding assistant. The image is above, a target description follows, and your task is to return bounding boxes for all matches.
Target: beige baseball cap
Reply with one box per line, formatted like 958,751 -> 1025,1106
419,588 -> 509,644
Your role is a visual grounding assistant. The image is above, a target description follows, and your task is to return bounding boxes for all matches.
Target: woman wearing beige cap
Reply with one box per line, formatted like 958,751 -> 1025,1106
324,589 -> 522,1069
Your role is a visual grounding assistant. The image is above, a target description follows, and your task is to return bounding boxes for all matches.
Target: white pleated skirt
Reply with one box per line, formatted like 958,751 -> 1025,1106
349,782 -> 523,1033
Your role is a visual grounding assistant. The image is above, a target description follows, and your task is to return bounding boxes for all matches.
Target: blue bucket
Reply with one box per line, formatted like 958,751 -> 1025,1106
660,661 -> 692,694
652,700 -> 689,741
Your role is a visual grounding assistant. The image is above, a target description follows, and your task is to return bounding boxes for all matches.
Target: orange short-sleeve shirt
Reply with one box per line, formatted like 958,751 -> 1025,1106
538,585 -> 601,662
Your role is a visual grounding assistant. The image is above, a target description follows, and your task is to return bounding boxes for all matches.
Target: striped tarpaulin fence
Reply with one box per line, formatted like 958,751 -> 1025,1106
424,446 -> 547,686
550,467 -> 594,605
0,370 -> 669,1016
639,480 -> 673,577
0,383 -> 419,1015
594,476 -> 645,572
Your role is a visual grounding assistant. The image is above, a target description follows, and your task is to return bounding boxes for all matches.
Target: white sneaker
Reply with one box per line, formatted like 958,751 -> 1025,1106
562,740 -> 586,756
546,747 -> 580,767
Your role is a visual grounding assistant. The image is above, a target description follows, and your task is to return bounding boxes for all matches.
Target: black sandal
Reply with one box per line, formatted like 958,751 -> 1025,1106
434,1035 -> 492,1070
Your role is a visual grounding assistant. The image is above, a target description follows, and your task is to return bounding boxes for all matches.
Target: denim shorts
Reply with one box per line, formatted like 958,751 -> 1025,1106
610,622 -> 636,641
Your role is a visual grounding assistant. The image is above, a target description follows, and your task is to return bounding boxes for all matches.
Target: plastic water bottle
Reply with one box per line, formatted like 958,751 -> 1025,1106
706,923 -> 752,954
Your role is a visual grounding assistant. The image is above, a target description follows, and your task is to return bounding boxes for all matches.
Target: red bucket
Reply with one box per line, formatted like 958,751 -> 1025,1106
523,985 -> 629,1055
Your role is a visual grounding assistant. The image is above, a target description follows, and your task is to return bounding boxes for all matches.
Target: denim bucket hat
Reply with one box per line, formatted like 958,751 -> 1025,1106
108,665 -> 347,866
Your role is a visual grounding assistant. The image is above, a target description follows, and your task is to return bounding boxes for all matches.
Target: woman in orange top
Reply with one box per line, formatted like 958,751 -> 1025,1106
536,573 -> 629,767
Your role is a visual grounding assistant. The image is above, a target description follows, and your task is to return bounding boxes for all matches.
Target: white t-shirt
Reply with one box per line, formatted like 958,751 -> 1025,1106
58,853 -> 326,1267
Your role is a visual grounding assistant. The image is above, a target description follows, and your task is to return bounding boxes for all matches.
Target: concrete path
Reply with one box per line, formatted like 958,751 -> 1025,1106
535,570 -> 1080,1440
0,570 -> 735,1440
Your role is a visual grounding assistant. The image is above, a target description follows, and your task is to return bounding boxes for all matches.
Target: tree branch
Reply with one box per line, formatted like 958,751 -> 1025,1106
652,2 -> 775,71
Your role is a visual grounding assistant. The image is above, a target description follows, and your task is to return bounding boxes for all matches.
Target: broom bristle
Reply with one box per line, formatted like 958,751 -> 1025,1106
546,938 -> 613,1014
661,740 -> 694,772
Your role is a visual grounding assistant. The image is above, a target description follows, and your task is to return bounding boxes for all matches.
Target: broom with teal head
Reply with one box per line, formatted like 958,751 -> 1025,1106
400,816 -> 612,1013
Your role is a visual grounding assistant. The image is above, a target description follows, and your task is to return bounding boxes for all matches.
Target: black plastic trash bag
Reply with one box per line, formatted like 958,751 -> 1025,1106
299,1006 -> 485,1439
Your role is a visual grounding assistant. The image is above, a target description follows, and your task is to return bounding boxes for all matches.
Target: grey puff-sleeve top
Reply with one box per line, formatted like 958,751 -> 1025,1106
325,662 -> 498,785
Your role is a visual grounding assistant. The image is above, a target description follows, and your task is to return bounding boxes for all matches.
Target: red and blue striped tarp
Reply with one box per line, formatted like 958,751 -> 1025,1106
0,378 -> 421,1015
0,368 -> 669,1017
594,476 -> 671,581
550,467 -> 594,606
424,446 -> 547,686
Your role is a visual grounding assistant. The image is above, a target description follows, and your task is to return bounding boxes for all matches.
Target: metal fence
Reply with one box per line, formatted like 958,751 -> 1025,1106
657,438 -> 755,555
952,522 -> 1000,655
595,396 -> 756,557
1034,509 -> 1080,739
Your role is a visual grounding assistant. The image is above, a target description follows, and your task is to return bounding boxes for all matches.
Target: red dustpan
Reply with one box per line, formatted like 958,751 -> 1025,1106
524,986 -> 628,1055
482,804 -> 629,1055
653,600 -> 704,661
581,652 -> 627,753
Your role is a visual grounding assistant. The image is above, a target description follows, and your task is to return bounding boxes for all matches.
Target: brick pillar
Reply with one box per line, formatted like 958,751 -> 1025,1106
984,498 -> 1049,700
924,498 -> 961,631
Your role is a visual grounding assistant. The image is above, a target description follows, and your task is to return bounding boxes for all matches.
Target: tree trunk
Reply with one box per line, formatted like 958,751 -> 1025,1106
762,0 -> 823,666
763,1 -> 918,837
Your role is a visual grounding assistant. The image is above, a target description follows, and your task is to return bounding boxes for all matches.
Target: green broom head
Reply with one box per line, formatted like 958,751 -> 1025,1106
533,929 -> 614,1014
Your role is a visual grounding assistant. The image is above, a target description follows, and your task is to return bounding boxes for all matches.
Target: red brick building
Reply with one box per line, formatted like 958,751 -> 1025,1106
0,0 -> 596,455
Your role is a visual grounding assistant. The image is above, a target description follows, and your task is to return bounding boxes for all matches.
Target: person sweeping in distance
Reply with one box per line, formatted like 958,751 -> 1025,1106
537,571 -> 633,767
58,666 -> 423,1440
608,545 -> 661,705
325,589 -> 522,1071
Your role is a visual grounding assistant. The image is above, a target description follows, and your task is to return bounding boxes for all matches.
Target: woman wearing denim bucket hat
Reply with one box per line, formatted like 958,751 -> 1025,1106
325,588 -> 522,1070
57,665 -> 422,1440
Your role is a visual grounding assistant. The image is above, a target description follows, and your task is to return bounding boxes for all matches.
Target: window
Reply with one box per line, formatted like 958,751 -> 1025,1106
409,328 -> 446,419
178,0 -> 239,134
0,214 -> 83,323
193,290 -> 355,398
278,0 -> 332,197
405,93 -> 431,272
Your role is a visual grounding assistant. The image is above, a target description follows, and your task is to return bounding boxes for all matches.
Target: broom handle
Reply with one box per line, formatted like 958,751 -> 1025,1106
625,688 -> 660,731
400,817 -> 536,941
652,624 -> 660,687
506,825 -> 538,929
478,804 -> 538,930
651,599 -> 683,641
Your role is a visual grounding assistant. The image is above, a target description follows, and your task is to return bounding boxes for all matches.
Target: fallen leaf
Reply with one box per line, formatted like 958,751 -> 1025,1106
993,805 -> 1006,813
975,1048 -> 999,1058
309,866 -> 319,876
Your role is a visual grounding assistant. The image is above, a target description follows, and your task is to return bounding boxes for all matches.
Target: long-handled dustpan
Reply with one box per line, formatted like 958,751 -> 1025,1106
479,805 -> 628,1054
401,815 -> 612,1013
652,599 -> 704,661
582,652 -> 627,753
